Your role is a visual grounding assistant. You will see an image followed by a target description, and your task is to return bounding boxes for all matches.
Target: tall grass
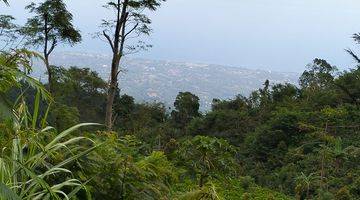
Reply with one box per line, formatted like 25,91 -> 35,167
0,125 -> 99,200
0,50 -> 100,199
1,91 -> 100,199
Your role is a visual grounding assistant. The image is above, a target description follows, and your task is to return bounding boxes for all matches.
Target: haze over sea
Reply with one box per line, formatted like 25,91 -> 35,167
1,0 -> 360,72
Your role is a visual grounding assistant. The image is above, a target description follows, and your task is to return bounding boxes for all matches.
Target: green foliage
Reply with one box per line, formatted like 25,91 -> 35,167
114,94 -> 135,127
187,109 -> 251,144
102,0 -> 166,44
335,186 -> 352,200
48,102 -> 80,131
3,2 -> 360,199
335,67 -> 360,104
300,58 -> 337,89
52,66 -> 107,123
0,15 -> 19,47
0,49 -> 50,124
171,92 -> 201,129
21,0 -> 81,92
3,52 -> 359,199
271,83 -> 299,104
171,177 -> 293,200
176,136 -> 238,187
177,183 -> 221,200
0,79 -> 98,199
0,49 -> 45,93
22,0 -> 81,48
299,59 -> 340,108
83,133 -> 177,200
0,123 -> 98,200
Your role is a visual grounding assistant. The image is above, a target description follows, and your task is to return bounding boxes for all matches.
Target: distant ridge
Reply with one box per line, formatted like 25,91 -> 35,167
32,52 -> 299,110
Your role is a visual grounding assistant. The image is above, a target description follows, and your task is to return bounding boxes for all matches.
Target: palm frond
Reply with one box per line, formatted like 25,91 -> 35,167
0,182 -> 21,200
2,0 -> 9,6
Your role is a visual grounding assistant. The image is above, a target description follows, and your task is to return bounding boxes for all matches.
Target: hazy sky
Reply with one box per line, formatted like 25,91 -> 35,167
1,0 -> 360,72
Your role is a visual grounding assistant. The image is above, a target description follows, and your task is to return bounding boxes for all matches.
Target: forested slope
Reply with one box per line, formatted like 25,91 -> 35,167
1,0 -> 360,199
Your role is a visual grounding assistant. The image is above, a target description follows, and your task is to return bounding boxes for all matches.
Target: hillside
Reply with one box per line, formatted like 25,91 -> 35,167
32,52 -> 299,110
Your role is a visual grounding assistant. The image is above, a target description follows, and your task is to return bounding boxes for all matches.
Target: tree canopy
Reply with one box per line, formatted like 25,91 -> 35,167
2,1 -> 360,200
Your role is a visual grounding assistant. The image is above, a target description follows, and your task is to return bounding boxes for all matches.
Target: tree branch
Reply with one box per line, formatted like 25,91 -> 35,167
47,39 -> 57,56
119,12 -> 129,55
103,31 -> 114,52
334,82 -> 358,104
345,48 -> 360,64
124,23 -> 138,39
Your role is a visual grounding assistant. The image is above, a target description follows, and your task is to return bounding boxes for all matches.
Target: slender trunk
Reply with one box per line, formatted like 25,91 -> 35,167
44,55 -> 52,93
105,0 -> 129,130
43,13 -> 52,93
105,54 -> 121,130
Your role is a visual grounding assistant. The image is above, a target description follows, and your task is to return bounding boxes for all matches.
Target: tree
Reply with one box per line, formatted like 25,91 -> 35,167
114,94 -> 136,128
212,95 -> 248,111
295,172 -> 319,199
322,138 -> 358,174
271,83 -> 299,103
0,49 -> 49,121
0,15 -> 20,49
85,134 -> 176,200
335,68 -> 360,104
176,136 -> 237,187
0,48 -> 97,199
299,58 -> 337,90
101,0 -> 165,130
51,66 -> 107,123
187,109 -> 252,144
171,92 -> 201,129
299,59 -> 339,108
22,0 -> 81,92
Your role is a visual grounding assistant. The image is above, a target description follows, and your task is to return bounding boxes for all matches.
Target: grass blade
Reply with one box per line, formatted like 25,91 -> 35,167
0,182 -> 21,200
31,90 -> 41,129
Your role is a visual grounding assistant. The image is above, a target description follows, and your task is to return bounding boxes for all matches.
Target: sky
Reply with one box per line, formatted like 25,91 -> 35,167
1,0 -> 360,72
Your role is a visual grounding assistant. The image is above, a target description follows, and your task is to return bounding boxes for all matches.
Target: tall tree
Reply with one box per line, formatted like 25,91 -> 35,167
0,15 -> 19,50
22,0 -> 81,92
171,92 -> 201,129
101,0 -> 165,130
299,58 -> 337,90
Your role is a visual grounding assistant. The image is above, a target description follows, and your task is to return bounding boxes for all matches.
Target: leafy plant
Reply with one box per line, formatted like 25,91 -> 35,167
176,136 -> 238,187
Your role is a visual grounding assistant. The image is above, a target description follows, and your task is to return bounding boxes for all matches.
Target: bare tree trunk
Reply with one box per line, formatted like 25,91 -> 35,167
105,54 -> 121,130
44,55 -> 52,93
43,13 -> 53,93
105,0 -> 129,130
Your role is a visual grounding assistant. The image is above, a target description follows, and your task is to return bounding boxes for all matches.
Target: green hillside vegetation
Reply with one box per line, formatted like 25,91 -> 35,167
1,0 -> 360,199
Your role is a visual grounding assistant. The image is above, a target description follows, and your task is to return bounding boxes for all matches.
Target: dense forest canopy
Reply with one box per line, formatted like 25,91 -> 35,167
1,1 -> 360,200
